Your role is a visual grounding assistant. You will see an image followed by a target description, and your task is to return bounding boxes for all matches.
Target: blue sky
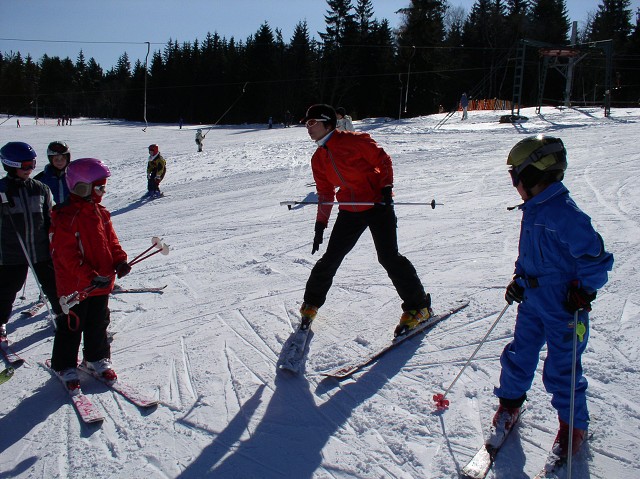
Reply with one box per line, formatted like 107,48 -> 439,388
1,0 -> 637,69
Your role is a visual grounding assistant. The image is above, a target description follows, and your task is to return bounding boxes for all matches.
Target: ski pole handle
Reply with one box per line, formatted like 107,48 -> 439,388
59,286 -> 97,314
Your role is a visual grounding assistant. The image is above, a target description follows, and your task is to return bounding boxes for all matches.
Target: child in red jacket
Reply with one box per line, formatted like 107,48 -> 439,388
49,158 -> 131,391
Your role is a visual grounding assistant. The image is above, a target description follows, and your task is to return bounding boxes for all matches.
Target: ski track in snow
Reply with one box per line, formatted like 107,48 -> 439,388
1,107 -> 639,478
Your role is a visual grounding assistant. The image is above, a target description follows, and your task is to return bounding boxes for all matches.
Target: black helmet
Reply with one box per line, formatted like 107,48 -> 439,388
303,104 -> 337,128
47,141 -> 71,166
507,135 -> 567,188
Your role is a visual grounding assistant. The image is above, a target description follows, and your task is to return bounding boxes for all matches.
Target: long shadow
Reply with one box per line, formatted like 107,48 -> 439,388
0,383 -> 65,454
110,195 -> 156,217
176,333 -> 424,478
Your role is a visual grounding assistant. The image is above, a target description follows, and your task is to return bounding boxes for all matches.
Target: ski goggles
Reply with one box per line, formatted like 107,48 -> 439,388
2,159 -> 37,170
509,168 -> 520,187
19,160 -> 37,171
305,119 -> 328,128
94,184 -> 106,193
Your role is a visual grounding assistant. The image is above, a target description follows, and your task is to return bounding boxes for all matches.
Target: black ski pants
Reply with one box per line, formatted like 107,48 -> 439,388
0,260 -> 62,325
51,294 -> 111,372
303,206 -> 429,311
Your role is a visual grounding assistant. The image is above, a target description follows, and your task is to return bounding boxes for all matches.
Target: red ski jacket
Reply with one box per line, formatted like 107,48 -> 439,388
50,195 -> 127,297
312,130 -> 393,226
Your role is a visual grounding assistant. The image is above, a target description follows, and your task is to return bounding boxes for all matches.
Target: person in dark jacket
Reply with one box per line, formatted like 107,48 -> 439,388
146,144 -> 166,197
49,158 -> 130,391
0,142 -> 62,339
298,104 -> 431,337
34,141 -> 71,204
487,135 -> 614,459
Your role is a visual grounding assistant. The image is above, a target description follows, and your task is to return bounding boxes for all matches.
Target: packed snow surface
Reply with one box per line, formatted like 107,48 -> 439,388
1,106 -> 639,478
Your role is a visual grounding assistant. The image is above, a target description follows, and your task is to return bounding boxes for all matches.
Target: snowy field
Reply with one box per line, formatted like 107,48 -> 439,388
0,106 -> 639,478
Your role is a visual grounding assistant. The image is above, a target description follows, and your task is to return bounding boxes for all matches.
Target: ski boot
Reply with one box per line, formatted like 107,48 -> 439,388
59,368 -> 81,394
394,296 -> 433,337
0,323 -> 7,340
299,303 -> 318,331
86,358 -> 118,383
486,404 -> 522,450
552,418 -> 587,458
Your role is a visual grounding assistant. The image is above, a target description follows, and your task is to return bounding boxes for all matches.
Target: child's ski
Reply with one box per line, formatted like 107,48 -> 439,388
77,362 -> 159,408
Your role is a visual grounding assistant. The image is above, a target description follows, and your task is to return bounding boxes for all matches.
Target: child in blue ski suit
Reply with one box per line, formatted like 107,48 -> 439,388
34,141 -> 71,204
488,135 -> 613,459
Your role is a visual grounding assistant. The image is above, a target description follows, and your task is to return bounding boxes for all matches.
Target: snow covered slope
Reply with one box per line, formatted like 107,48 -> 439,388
1,106 -> 638,478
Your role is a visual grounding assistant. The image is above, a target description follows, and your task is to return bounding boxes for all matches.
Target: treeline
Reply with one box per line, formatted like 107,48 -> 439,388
1,0 -> 639,125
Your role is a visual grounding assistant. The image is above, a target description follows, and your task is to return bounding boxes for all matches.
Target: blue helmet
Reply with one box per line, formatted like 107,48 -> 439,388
1,142 -> 37,173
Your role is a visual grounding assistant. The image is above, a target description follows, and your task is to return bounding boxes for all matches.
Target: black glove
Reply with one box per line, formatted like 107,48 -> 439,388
91,275 -> 112,289
381,186 -> 393,206
312,221 -> 326,255
505,279 -> 524,305
565,280 -> 597,312
116,262 -> 132,279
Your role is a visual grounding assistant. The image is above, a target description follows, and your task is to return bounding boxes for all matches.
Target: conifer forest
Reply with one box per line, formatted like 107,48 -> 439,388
2,0 -> 639,125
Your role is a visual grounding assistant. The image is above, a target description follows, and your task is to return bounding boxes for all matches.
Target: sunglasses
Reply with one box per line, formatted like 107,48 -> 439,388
19,160 -> 37,171
305,119 -> 327,128
94,184 -> 106,193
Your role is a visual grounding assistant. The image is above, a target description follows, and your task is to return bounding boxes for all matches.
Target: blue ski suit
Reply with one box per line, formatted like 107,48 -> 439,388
495,182 -> 613,430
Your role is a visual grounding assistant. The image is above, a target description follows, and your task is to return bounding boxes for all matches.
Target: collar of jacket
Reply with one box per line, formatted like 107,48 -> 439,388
520,181 -> 568,210
315,130 -> 335,148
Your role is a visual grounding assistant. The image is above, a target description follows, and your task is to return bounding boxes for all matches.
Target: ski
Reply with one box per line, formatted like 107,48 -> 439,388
0,367 -> 15,385
0,337 -> 25,366
43,360 -> 104,424
321,300 -> 469,379
278,327 -> 312,374
461,408 -> 526,479
20,297 -> 47,317
77,362 -> 159,408
111,284 -> 167,294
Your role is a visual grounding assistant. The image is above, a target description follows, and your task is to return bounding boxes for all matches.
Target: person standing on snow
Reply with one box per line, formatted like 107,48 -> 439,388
487,135 -> 613,460
0,142 -> 63,339
195,129 -> 204,152
34,141 -> 71,204
49,158 -> 131,391
298,104 -> 431,336
460,92 -> 469,120
335,107 -> 355,131
146,144 -> 166,197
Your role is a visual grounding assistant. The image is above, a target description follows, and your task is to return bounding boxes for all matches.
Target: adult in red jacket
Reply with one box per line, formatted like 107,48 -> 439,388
299,104 -> 431,336
49,158 -> 131,390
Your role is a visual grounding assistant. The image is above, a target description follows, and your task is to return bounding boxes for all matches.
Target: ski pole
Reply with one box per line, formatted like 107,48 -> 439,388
128,236 -> 164,265
59,240 -> 169,312
281,199 -> 442,210
3,205 -> 55,323
128,241 -> 169,267
567,309 -> 582,479
433,303 -> 510,411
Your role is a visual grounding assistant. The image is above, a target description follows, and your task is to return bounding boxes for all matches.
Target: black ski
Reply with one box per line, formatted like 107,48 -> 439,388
321,300 -> 469,379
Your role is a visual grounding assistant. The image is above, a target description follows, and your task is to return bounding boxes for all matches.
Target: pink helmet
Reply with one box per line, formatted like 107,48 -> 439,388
66,158 -> 111,196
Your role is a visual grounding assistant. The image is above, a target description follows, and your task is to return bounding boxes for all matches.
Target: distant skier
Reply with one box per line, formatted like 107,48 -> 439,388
49,158 -> 131,391
0,142 -> 63,339
297,104 -> 431,337
146,144 -> 166,197
487,135 -> 613,460
34,141 -> 71,204
335,107 -> 355,131
460,92 -> 469,120
195,129 -> 204,152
